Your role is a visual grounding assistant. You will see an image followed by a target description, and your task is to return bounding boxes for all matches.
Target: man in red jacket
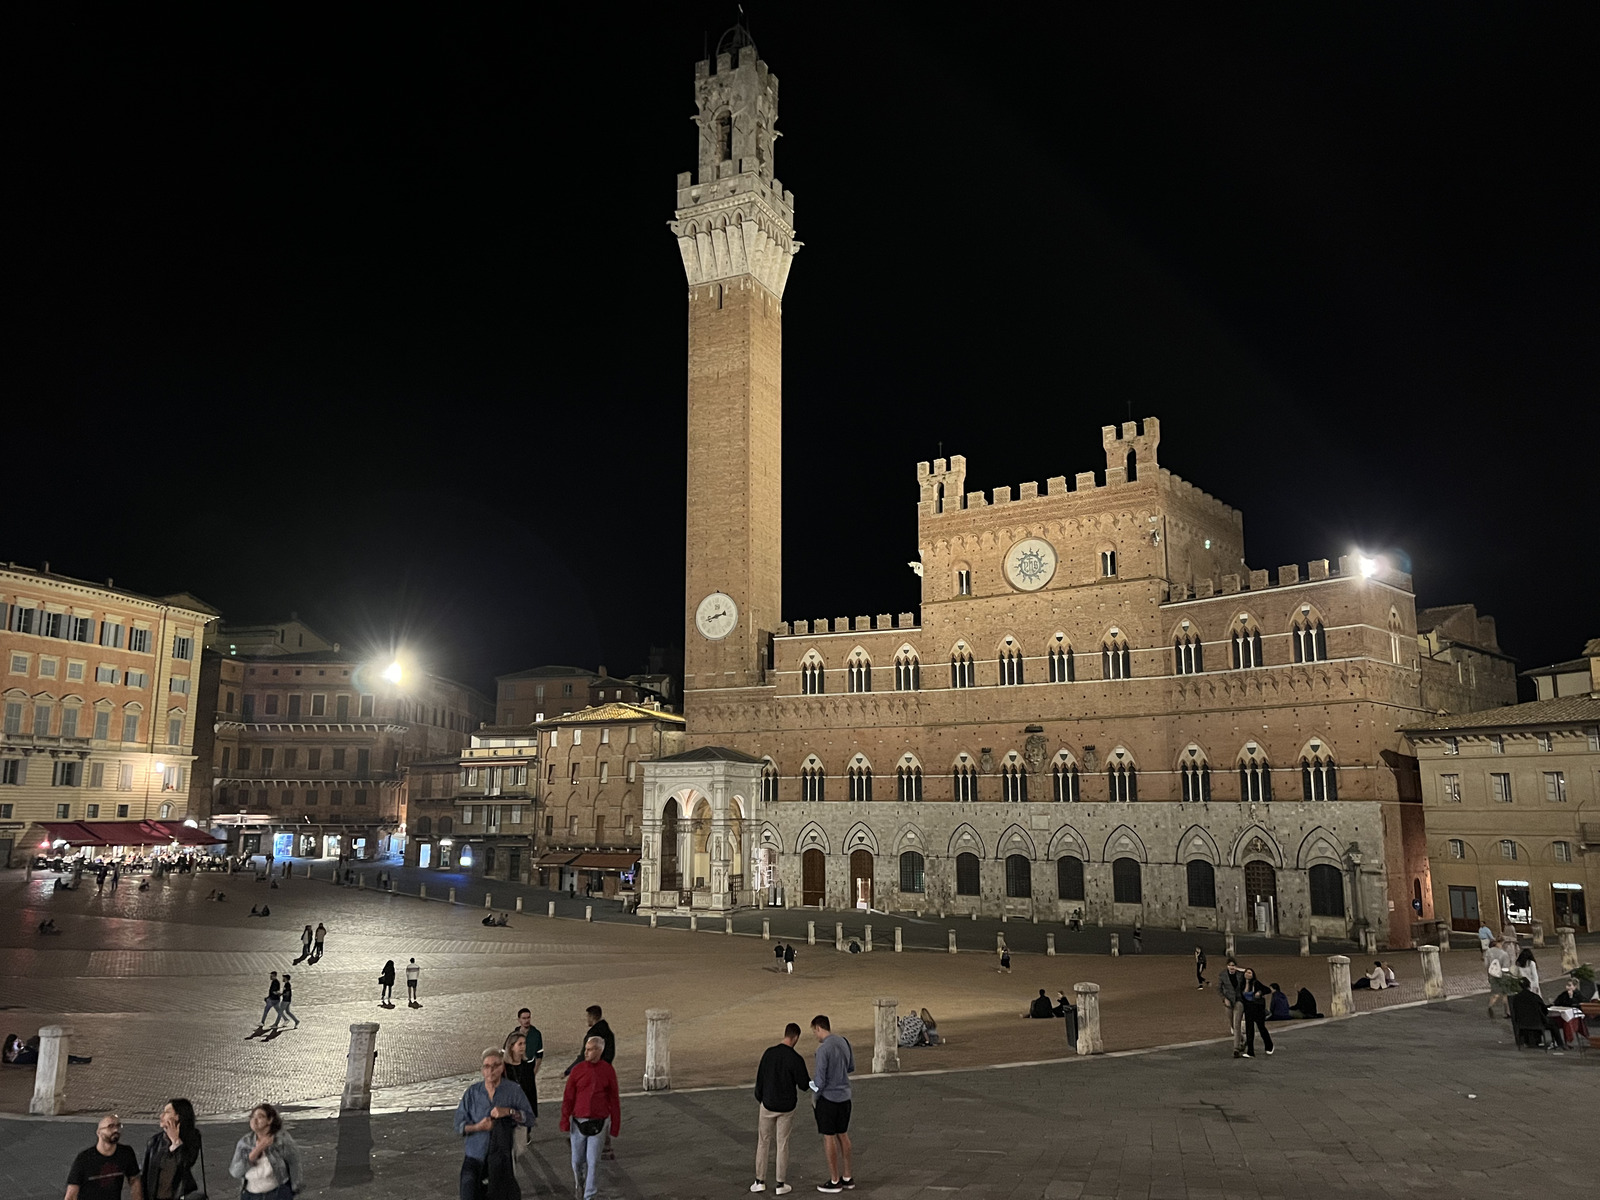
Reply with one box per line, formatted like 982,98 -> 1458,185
561,1036 -> 621,1200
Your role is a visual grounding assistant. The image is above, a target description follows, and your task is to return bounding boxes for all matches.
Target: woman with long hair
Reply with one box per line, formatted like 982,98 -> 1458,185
1239,967 -> 1274,1059
229,1102 -> 301,1198
141,1097 -> 203,1200
1516,947 -> 1541,994
379,959 -> 397,1008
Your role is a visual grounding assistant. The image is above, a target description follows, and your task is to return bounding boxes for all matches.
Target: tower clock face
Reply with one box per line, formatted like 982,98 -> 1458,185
1004,537 -> 1058,592
695,592 -> 739,640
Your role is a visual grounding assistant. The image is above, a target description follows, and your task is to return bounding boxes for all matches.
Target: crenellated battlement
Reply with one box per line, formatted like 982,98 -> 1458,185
1166,555 -> 1414,603
777,613 -> 919,637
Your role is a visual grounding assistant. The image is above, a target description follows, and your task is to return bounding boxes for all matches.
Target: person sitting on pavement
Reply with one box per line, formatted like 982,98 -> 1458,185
920,1008 -> 942,1045
1382,962 -> 1398,988
896,1008 -> 928,1047
1266,983 -> 1293,1021
1291,986 -> 1324,1019
1025,989 -> 1055,1019
1051,991 -> 1077,1019
1351,960 -> 1388,990
37,919 -> 59,934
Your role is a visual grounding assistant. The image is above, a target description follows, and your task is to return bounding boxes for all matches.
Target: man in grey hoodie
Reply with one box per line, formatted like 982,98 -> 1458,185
1218,958 -> 1245,1058
809,1015 -> 854,1193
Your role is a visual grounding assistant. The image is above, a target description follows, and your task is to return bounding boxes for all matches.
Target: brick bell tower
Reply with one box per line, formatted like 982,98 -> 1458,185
672,26 -> 798,703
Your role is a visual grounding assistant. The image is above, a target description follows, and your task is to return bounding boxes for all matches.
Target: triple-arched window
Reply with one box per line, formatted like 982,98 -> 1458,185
1174,624 -> 1204,674
998,641 -> 1024,686
1231,617 -> 1264,669
1102,630 -> 1132,680
1001,759 -> 1028,802
894,648 -> 920,691
1302,750 -> 1338,801
1239,744 -> 1273,802
952,758 -> 978,803
1051,754 -> 1080,802
801,653 -> 825,695
760,759 -> 779,805
896,761 -> 924,802
847,651 -> 872,693
801,760 -> 825,802
1180,750 -> 1211,802
1108,754 -> 1138,802
847,759 -> 873,802
950,645 -> 975,689
1048,634 -> 1075,683
1291,610 -> 1328,663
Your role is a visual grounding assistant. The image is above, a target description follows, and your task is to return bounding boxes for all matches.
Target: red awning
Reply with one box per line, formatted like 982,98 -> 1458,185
35,820 -> 224,847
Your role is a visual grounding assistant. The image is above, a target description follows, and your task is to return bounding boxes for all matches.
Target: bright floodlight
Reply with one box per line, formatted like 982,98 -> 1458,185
183,818 -> 198,828
383,661 -> 404,684
1357,556 -> 1379,578
154,761 -> 165,773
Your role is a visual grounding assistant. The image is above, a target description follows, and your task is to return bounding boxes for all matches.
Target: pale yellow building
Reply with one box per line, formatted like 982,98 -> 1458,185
0,563 -> 219,864
1403,694 -> 1600,935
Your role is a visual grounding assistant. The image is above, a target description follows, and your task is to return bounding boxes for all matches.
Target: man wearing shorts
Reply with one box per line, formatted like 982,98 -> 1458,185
809,1015 -> 854,1193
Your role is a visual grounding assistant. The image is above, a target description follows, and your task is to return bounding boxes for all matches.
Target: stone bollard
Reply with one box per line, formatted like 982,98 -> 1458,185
1299,934 -> 1310,957
1531,920 -> 1546,948
341,1023 -> 380,1111
762,918 -> 771,940
948,930 -> 957,954
725,917 -> 733,935
807,920 -> 816,946
1558,927 -> 1579,972
448,887 -> 457,904
1180,916 -> 1186,932
1419,945 -> 1445,1000
690,913 -> 698,931
872,997 -> 900,1073
1047,932 -> 1056,956
649,912 -> 657,928
1074,983 -> 1103,1055
1310,930 -> 1318,946
996,932 -> 1007,953
420,883 -> 428,900
1110,933 -> 1120,957
515,897 -> 523,912
1328,955 -> 1354,1018
1362,928 -> 1378,955
865,925 -> 873,952
894,927 -> 903,953
29,1025 -> 72,1115
586,906 -> 594,923
971,912 -> 978,921
359,873 -> 366,890
1224,931 -> 1236,958
1437,929 -> 1448,953
644,1009 -> 671,1091
1002,913 -> 1008,923
485,894 -> 492,908
836,922 -> 845,952
548,901 -> 556,918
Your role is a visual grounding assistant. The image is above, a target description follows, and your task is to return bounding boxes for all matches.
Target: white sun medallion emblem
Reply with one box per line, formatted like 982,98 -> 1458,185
1004,537 -> 1058,592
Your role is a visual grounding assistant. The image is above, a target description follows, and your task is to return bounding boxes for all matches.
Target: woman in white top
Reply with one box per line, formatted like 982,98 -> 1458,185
229,1102 -> 301,1198
1515,948 -> 1540,994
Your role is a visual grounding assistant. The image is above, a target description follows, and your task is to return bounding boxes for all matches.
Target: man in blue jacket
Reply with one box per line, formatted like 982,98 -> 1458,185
809,1015 -> 854,1193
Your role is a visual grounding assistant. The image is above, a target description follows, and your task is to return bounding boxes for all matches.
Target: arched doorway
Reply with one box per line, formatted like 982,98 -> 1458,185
1244,860 -> 1278,932
660,799 -> 680,891
802,848 -> 826,906
850,849 -> 874,908
728,798 -> 746,892
690,797 -> 711,888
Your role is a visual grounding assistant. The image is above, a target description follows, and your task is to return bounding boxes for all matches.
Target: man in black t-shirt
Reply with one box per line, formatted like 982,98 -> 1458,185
65,1112 -> 142,1200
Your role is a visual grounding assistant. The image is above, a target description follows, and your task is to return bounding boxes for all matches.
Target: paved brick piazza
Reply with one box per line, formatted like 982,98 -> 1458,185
2,864 -> 1594,1196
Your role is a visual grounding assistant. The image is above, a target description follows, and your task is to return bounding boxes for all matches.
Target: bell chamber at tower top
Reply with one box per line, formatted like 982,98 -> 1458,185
670,33 -> 799,299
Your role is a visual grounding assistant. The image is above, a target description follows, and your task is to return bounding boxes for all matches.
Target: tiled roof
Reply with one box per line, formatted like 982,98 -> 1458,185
1400,695 -> 1600,734
657,745 -> 762,764
497,665 -> 595,681
539,702 -> 684,726
1521,658 -> 1593,678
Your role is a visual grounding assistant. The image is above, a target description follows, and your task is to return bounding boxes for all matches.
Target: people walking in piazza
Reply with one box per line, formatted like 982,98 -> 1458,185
297,925 -> 313,963
809,1014 -> 855,1193
775,942 -> 786,971
454,1047 -> 535,1200
271,974 -> 299,1031
379,960 -> 396,1008
64,1112 -> 139,1200
1194,946 -> 1207,989
1239,968 -> 1273,1059
784,943 -> 796,974
406,957 -> 420,1006
751,1021 -> 810,1194
561,1036 -> 621,1200
312,922 -> 327,961
254,972 -> 281,1034
140,1097 -> 203,1200
1219,958 -> 1245,1057
229,1102 -> 303,1198
506,1008 -> 545,1117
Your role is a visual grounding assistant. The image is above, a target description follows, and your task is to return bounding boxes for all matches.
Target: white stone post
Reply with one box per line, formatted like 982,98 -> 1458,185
894,927 -> 903,952
1299,934 -> 1310,957
1362,928 -> 1377,955
548,901 -> 556,917
1074,983 -> 1102,1055
586,905 -> 594,922
725,917 -> 733,935
358,873 -> 365,889
1309,930 -> 1318,945
1179,916 -> 1187,932
649,912 -> 658,927
1224,930 -> 1236,958
864,925 -> 873,952
419,883 -> 428,900
1531,920 -> 1546,948
1558,927 -> 1578,972
448,887 -> 457,904
807,920 -> 816,945
1328,955 -> 1353,1017
29,1025 -> 72,1115
948,930 -> 958,954
872,998 -> 900,1073
644,1009 -> 671,1091
1110,933 -> 1120,957
485,893 -> 492,908
835,922 -> 844,952
341,1023 -> 379,1111
1419,945 -> 1444,1000
762,917 -> 771,940
515,896 -> 523,912
1437,928 -> 1448,952
1046,932 -> 1056,956
690,913 -> 698,931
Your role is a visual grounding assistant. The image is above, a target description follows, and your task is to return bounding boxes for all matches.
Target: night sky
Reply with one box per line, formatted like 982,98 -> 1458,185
7,6 -> 1595,694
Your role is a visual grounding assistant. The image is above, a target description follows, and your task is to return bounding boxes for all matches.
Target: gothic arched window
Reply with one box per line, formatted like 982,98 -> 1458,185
1048,634 -> 1075,683
1108,758 -> 1138,802
760,759 -> 779,805
713,109 -> 732,162
1231,616 -> 1264,669
1102,630 -> 1132,680
1001,758 -> 1028,802
998,642 -> 1024,686
1238,744 -> 1273,802
952,758 -> 978,803
800,653 -> 825,695
896,760 -> 923,802
955,852 -> 981,896
894,647 -> 921,691
1005,854 -> 1032,897
1388,608 -> 1404,665
950,645 -> 975,689
1302,750 -> 1338,801
801,760 -> 826,803
1292,609 -> 1328,663
847,651 -> 872,694
1174,623 -> 1204,675
1180,747 -> 1211,802
1051,754 -> 1080,802
847,760 -> 873,803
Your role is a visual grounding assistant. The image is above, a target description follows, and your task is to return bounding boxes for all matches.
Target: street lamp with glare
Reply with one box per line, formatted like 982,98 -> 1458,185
382,661 -> 404,685
1357,556 -> 1379,578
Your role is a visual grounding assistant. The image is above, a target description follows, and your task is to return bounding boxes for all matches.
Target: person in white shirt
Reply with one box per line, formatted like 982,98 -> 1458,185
1350,961 -> 1387,990
406,958 -> 420,1007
